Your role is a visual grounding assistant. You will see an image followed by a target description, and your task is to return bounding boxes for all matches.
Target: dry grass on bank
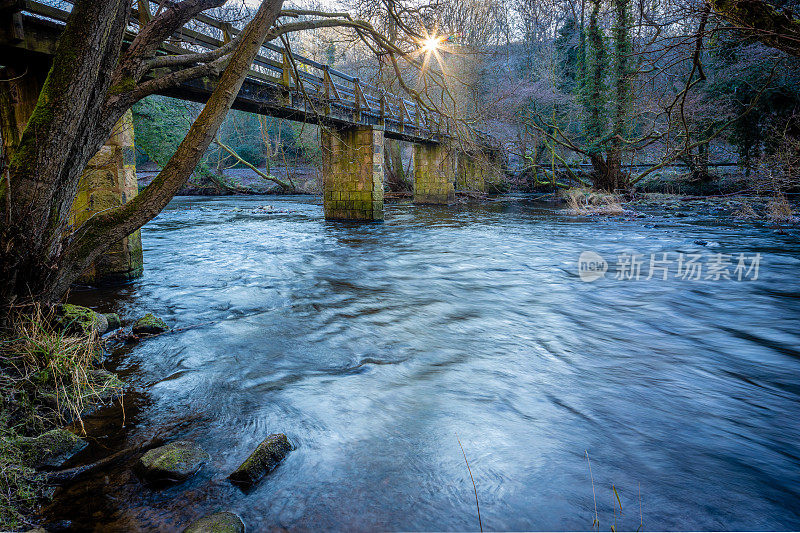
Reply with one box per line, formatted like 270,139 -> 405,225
1,306 -> 120,429
563,188 -> 627,216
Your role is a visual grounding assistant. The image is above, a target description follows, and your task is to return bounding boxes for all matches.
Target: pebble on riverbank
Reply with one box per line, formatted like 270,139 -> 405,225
228,433 -> 291,488
183,511 -> 245,533
137,441 -> 209,484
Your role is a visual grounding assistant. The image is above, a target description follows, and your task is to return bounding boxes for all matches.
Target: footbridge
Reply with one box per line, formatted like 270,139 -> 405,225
0,0 -> 503,284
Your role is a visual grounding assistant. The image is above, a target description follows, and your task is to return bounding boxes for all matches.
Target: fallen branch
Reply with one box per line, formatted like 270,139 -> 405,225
213,138 -> 294,191
45,435 -> 166,485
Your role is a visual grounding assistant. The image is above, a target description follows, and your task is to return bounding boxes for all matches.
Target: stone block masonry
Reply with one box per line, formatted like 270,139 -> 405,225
413,143 -> 455,204
69,110 -> 144,284
322,125 -> 384,221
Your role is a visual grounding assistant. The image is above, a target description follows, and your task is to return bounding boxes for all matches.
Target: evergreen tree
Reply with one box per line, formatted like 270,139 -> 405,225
582,0 -> 607,159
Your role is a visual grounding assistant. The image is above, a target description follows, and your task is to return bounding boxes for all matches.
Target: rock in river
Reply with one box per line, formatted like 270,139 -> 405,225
228,433 -> 291,488
183,511 -> 245,533
131,313 -> 168,335
104,312 -> 122,331
137,441 -> 209,483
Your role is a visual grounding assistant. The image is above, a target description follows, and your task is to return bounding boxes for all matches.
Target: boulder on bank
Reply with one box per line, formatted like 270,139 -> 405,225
104,312 -> 122,331
183,511 -> 245,533
132,313 -> 168,335
19,428 -> 87,469
137,441 -> 209,483
228,433 -> 291,488
54,304 -> 108,335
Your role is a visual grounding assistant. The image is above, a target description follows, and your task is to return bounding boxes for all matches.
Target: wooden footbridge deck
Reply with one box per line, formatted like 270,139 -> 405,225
1,0 -> 495,146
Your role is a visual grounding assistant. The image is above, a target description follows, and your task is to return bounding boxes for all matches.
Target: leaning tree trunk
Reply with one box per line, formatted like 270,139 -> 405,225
0,0 -> 284,315
55,0 -> 284,299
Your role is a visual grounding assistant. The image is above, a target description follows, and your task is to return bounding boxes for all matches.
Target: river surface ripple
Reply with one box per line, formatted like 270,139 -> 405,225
52,195 -> 800,531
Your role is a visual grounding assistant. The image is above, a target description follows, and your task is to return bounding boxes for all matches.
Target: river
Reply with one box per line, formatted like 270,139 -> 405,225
47,195 -> 800,531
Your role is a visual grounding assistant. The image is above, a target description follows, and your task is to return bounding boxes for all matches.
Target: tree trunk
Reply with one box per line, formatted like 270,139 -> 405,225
57,0 -> 284,299
0,0 -> 132,312
0,0 -> 284,314
590,151 -> 629,191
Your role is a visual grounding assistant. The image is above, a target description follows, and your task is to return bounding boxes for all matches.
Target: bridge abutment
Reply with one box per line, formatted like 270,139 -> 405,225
0,65 -> 143,285
322,125 -> 384,221
69,110 -> 143,285
413,143 -> 455,204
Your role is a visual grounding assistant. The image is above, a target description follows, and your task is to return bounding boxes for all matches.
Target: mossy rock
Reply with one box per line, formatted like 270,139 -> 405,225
103,313 -> 122,331
54,304 -> 108,335
18,429 -> 87,469
228,433 -> 291,488
137,441 -> 209,483
183,511 -> 245,533
131,313 -> 168,335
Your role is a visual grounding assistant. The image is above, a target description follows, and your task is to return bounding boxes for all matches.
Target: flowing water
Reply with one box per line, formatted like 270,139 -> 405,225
47,195 -> 800,531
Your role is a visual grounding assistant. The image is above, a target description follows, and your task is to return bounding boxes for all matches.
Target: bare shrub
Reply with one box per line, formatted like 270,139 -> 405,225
766,194 -> 796,223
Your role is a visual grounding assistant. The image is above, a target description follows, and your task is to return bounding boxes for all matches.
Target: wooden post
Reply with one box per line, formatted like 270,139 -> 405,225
281,50 -> 292,88
322,66 -> 334,115
221,22 -> 233,43
379,91 -> 387,127
399,99 -> 407,133
323,66 -> 332,99
1,1 -> 25,43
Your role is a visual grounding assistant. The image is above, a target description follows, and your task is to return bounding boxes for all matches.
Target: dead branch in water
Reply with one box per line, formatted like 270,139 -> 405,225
46,435 -> 166,485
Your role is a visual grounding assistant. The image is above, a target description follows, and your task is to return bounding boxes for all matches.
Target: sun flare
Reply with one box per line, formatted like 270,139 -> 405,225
421,36 -> 441,53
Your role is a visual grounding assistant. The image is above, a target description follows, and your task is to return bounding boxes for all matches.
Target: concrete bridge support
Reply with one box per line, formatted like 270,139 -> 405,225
322,125 -> 384,221
456,152 -> 486,192
69,110 -> 143,284
0,65 -> 143,285
413,143 -> 455,204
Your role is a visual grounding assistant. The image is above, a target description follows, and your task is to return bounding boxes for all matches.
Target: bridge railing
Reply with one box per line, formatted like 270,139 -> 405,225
21,0 -> 451,138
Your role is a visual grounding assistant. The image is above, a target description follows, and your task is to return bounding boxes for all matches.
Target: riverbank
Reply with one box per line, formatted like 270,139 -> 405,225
0,306 -> 157,531
558,188 -> 798,224
137,164 -> 321,196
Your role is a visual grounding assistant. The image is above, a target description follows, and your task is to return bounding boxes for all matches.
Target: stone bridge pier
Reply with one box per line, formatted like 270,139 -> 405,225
456,152 -> 485,192
0,64 -> 143,285
413,143 -> 455,204
321,125 -> 384,221
69,110 -> 143,284
456,148 -> 505,193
